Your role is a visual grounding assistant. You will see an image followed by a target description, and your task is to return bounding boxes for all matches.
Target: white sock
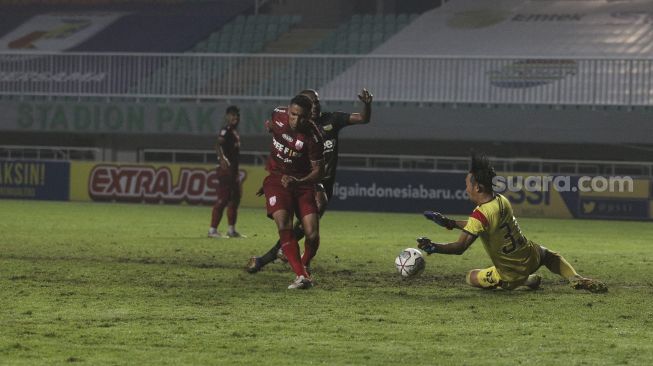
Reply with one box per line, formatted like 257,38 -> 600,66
209,227 -> 217,233
228,225 -> 235,233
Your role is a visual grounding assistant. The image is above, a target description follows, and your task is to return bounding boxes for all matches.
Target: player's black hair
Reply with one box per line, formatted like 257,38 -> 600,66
290,94 -> 313,117
469,153 -> 496,193
225,105 -> 240,115
299,89 -> 319,100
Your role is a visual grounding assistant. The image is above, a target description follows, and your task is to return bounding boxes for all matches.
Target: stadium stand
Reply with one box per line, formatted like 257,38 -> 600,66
191,14 -> 302,54
134,14 -> 303,96
249,13 -> 418,95
320,0 -> 653,103
0,0 -> 250,53
307,13 -> 417,54
134,12 -> 418,96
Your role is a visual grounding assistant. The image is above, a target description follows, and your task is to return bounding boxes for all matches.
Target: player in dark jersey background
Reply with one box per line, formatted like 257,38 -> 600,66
263,94 -> 324,289
247,88 -> 373,273
208,105 -> 243,238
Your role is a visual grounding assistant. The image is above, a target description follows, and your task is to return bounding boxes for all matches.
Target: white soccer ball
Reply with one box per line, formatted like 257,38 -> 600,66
395,248 -> 426,277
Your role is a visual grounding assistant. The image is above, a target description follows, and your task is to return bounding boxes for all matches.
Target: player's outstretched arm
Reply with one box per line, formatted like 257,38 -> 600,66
416,232 -> 476,255
424,211 -> 468,230
348,88 -> 373,125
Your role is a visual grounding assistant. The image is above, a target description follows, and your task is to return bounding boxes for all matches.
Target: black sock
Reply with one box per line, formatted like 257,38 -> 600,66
258,241 -> 282,267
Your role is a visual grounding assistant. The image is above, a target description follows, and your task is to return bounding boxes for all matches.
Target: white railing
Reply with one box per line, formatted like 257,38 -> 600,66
2,52 -> 653,105
139,149 -> 653,178
0,145 -> 102,161
3,145 -> 651,177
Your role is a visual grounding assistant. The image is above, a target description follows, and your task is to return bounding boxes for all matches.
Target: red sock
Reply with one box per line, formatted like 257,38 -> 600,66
226,202 -> 237,226
301,235 -> 320,268
210,200 -> 226,228
279,229 -> 307,277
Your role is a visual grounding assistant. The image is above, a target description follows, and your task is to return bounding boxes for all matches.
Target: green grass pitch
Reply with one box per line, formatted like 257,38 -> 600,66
1,199 -> 653,365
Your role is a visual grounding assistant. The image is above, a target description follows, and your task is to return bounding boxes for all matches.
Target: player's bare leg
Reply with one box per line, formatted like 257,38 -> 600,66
540,247 -> 607,293
300,212 -> 319,276
208,197 -> 228,238
226,199 -> 244,238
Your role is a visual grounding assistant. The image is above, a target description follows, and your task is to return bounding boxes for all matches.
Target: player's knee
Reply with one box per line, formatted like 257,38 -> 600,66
304,229 -> 319,244
541,247 -> 561,266
214,200 -> 228,210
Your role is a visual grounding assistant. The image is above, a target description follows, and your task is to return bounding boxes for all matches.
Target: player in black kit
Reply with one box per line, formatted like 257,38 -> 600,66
247,88 -> 373,273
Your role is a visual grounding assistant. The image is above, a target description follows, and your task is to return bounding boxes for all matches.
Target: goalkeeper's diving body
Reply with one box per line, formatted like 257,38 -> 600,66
418,154 -> 607,293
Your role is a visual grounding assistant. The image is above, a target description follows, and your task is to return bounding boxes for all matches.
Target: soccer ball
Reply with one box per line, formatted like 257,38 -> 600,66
395,248 -> 425,277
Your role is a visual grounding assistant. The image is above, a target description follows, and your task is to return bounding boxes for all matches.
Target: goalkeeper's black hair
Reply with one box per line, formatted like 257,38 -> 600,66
469,153 -> 496,193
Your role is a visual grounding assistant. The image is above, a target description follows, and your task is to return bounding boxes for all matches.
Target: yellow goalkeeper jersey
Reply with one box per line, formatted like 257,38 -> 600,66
463,194 -> 542,282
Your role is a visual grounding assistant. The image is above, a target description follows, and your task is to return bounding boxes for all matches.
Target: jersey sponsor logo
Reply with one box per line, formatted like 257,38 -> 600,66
269,196 -> 277,206
295,140 -> 304,150
276,153 -> 294,164
272,137 -> 286,152
282,133 -> 294,143
87,164 -> 218,204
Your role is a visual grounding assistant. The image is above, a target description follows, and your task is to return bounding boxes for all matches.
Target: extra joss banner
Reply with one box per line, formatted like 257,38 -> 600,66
69,162 -> 267,208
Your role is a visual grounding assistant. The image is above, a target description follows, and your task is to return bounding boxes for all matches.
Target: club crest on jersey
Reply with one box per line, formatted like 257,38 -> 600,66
269,196 -> 277,206
324,140 -> 334,149
295,140 -> 304,150
275,120 -> 284,127
322,124 -> 333,131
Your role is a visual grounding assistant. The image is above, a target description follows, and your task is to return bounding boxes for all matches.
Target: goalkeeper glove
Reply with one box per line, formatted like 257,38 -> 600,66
416,237 -> 438,255
424,211 -> 456,230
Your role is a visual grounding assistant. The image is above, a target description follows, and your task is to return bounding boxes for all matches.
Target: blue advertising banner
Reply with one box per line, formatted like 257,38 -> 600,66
329,169 -> 474,214
577,198 -> 649,220
0,159 -> 70,201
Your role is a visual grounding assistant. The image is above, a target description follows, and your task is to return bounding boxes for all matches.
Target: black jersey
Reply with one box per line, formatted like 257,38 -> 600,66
315,111 -> 349,184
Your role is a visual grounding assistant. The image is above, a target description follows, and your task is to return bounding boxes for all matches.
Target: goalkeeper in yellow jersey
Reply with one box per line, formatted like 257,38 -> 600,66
417,154 -> 607,293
